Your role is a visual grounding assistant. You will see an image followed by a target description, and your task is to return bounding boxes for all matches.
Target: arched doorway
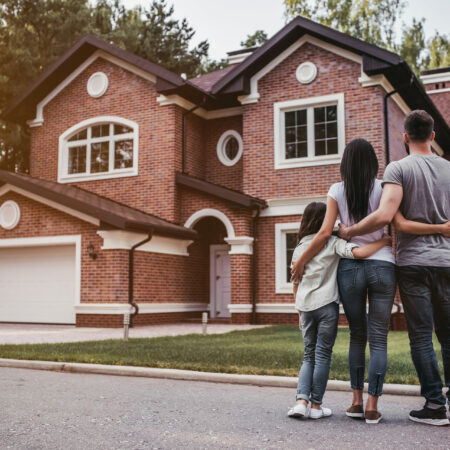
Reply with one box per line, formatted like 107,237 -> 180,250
185,210 -> 235,319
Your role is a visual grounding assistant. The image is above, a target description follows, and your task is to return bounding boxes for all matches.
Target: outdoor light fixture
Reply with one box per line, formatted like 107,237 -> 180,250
87,244 -> 98,260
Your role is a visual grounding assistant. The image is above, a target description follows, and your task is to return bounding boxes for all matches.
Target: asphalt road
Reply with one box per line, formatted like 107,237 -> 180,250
0,368 -> 448,450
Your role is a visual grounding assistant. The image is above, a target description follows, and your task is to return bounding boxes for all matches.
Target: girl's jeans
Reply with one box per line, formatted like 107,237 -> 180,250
296,302 -> 339,405
338,259 -> 396,397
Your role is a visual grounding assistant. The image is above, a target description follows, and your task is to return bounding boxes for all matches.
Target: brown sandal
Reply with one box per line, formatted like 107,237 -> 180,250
365,410 -> 382,424
346,404 -> 364,419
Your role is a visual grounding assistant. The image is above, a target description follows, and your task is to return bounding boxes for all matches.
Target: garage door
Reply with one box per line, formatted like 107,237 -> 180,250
0,245 -> 76,324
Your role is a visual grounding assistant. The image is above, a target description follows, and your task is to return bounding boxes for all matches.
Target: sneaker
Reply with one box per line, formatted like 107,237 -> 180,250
309,406 -> 332,420
409,404 -> 449,426
365,410 -> 382,424
287,402 -> 308,418
346,404 -> 364,419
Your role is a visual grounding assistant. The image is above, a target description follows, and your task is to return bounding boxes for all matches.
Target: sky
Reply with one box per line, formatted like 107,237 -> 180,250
122,0 -> 450,60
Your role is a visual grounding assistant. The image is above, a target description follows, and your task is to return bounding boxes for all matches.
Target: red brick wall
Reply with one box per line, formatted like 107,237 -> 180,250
241,42 -> 387,199
30,57 -> 180,222
387,97 -> 408,162
424,83 -> 450,124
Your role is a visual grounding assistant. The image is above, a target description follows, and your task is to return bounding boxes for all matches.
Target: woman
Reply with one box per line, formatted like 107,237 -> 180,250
291,138 -> 445,423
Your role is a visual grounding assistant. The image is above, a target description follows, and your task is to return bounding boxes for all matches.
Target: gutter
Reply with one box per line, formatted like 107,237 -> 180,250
251,209 -> 261,324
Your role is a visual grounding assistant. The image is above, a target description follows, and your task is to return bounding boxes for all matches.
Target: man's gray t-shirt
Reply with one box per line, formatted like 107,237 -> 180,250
382,154 -> 450,267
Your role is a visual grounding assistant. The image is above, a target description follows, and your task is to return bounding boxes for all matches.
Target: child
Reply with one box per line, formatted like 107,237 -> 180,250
287,202 -> 391,420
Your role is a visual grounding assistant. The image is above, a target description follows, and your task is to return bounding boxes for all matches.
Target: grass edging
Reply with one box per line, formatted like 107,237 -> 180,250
0,358 -> 421,397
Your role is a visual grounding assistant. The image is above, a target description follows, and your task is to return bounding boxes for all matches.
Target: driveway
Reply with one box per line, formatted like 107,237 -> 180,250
0,367 -> 448,449
0,323 -> 266,344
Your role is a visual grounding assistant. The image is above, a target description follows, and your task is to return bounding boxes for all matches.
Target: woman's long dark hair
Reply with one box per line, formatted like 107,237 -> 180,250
340,139 -> 379,223
297,202 -> 326,244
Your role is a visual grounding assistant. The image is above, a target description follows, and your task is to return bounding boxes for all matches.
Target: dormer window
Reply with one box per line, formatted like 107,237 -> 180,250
58,117 -> 138,183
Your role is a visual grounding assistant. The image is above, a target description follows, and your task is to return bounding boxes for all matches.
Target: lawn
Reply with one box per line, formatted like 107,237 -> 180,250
0,326 -> 443,385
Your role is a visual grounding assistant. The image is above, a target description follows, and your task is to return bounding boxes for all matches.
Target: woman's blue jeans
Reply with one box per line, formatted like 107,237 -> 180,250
337,259 -> 396,397
296,302 -> 339,405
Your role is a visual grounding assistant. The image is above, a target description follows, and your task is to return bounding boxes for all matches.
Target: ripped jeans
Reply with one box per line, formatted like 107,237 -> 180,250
338,259 -> 396,397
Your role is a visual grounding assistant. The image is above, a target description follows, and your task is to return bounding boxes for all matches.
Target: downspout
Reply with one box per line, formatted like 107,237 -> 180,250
251,208 -> 261,325
126,224 -> 153,326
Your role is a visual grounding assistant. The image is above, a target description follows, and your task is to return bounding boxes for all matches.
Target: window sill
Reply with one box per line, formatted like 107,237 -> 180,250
58,169 -> 138,184
275,155 -> 342,169
276,283 -> 294,294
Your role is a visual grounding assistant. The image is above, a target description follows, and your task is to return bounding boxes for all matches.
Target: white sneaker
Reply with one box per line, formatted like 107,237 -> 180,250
287,402 -> 308,418
309,406 -> 332,419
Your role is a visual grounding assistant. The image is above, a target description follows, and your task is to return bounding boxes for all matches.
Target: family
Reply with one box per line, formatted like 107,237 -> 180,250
288,110 -> 450,426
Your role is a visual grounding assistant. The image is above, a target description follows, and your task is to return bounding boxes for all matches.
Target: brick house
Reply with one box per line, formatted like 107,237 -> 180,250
0,17 -> 449,327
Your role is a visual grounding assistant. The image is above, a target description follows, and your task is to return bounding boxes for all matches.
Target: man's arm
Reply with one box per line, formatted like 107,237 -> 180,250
393,211 -> 450,237
339,184 -> 403,239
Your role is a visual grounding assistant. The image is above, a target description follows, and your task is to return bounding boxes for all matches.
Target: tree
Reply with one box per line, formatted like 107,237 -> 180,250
427,32 -> 450,69
0,0 -> 216,172
240,30 -> 269,48
399,18 -> 427,74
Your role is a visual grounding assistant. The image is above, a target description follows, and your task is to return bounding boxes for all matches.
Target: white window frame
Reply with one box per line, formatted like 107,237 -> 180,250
275,222 -> 300,294
274,93 -> 345,169
216,130 -> 243,166
58,116 -> 139,183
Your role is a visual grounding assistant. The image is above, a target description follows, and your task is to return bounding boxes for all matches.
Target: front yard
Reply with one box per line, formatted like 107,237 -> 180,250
0,326 -> 443,385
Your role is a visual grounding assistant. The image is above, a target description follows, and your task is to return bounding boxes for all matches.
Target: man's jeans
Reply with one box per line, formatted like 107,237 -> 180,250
397,265 -> 450,406
296,302 -> 339,405
337,259 -> 396,397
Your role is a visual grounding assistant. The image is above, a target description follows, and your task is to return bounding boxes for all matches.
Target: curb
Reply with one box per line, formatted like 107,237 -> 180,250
0,358 -> 421,397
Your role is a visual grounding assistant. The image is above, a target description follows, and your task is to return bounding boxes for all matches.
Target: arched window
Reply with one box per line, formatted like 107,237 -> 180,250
58,116 -> 138,182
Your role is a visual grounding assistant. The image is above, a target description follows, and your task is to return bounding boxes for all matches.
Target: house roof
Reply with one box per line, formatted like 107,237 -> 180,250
175,173 -> 267,210
188,66 -> 236,93
2,34 -> 186,123
0,170 -> 197,240
421,66 -> 450,76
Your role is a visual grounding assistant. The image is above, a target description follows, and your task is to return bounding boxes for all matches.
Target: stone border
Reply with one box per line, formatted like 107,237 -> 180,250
0,358 -> 421,397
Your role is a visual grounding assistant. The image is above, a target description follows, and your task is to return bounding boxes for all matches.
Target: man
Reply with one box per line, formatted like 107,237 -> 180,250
339,110 -> 450,426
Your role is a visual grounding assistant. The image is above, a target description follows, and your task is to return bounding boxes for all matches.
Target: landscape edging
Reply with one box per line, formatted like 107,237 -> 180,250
0,358 -> 421,396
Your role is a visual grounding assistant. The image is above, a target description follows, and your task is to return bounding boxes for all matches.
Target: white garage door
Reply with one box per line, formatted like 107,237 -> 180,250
0,245 -> 76,324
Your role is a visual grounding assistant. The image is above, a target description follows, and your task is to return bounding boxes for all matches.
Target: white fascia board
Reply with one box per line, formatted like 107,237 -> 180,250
260,196 -> 327,217
27,50 -> 157,128
420,72 -> 450,85
426,87 -> 450,94
97,230 -> 193,256
0,184 -> 99,226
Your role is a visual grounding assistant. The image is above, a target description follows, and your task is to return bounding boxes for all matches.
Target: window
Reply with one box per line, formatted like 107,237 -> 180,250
275,222 -> 300,293
217,130 -> 243,166
59,117 -> 138,182
274,93 -> 345,169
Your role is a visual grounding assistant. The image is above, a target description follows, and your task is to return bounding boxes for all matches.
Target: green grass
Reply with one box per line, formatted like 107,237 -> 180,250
0,326 -> 443,385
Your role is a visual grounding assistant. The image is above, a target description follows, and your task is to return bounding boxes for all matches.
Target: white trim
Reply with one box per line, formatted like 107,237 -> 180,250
274,93 -> 345,169
156,95 -> 243,119
74,302 -> 208,315
0,200 -> 21,230
431,141 -> 444,157
184,208 -> 236,238
58,116 -> 138,183
260,195 -> 327,217
97,230 -> 193,256
216,130 -> 243,166
225,236 -> 254,255
27,50 -> 156,127
228,304 -> 253,314
87,72 -> 109,98
0,235 -> 82,307
420,72 -> 450,85
227,51 -> 253,65
426,87 -> 450,94
238,34 -> 362,105
0,184 -> 100,226
275,222 -> 299,294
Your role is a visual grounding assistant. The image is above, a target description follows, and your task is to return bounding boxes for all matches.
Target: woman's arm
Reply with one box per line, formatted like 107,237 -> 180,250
291,196 -> 338,282
352,234 -> 392,259
393,211 -> 450,237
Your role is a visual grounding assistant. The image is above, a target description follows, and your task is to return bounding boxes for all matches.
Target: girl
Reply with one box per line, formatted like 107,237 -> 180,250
287,201 -> 391,420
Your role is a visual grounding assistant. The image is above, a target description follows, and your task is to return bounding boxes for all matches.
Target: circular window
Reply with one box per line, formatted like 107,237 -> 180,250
87,72 -> 109,98
0,201 -> 21,230
217,130 -> 243,166
296,62 -> 317,84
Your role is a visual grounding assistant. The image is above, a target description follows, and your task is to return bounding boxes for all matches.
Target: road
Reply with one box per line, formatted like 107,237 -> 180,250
0,368 -> 448,450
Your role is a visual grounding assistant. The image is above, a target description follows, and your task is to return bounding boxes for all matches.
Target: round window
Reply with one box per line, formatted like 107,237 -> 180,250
296,62 -> 317,84
87,72 -> 109,98
0,200 -> 21,230
217,130 -> 243,166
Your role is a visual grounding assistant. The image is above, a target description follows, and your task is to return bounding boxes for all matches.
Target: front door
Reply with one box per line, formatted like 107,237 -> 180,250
210,245 -> 231,318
